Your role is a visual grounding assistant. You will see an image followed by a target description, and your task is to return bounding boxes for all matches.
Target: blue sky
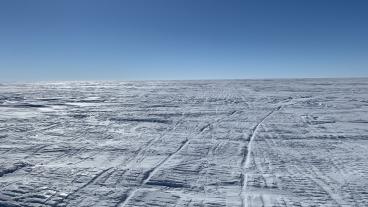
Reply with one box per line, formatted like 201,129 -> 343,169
0,0 -> 367,81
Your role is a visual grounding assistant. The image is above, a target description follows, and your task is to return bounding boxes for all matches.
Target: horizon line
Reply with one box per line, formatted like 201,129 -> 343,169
1,76 -> 368,84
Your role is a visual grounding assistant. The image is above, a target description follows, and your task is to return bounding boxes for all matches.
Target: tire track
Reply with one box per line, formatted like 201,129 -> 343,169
116,109 -> 237,206
143,138 -> 190,185
52,167 -> 113,207
128,118 -> 184,166
115,138 -> 189,207
252,97 -> 350,207
105,116 -> 186,207
240,106 -> 281,207
24,144 -> 51,159
293,165 -> 346,207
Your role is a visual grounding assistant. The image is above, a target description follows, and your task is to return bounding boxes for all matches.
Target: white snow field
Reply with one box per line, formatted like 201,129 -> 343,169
0,79 -> 368,207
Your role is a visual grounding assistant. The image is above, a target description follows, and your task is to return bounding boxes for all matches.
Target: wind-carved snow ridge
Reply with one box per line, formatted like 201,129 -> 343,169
0,162 -> 31,177
0,79 -> 368,207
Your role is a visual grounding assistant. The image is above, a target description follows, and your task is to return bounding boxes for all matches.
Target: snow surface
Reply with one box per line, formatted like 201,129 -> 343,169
0,79 -> 368,207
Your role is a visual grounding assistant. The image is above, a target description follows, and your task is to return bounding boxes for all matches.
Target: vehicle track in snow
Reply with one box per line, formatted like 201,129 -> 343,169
1,79 -> 368,207
240,105 -> 282,207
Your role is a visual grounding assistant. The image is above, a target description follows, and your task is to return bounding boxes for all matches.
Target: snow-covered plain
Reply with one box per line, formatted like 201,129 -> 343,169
0,79 -> 368,207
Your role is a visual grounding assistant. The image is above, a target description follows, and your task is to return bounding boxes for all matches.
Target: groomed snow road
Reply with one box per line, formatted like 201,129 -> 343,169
1,79 -> 368,207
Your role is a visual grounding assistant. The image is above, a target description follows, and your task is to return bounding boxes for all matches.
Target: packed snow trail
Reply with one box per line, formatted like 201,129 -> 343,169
241,106 -> 281,207
0,79 -> 368,206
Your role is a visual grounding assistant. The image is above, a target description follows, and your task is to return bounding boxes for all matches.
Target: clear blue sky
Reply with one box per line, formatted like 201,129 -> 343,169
0,0 -> 367,81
